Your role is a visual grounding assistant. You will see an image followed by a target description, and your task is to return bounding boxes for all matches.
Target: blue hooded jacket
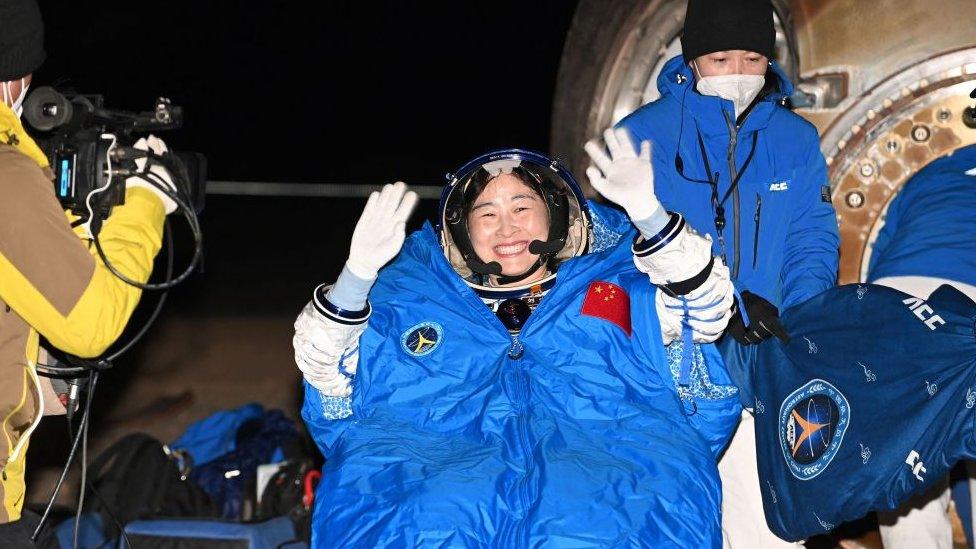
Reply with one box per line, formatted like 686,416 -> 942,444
868,144 -> 976,287
618,56 -> 839,310
302,205 -> 740,547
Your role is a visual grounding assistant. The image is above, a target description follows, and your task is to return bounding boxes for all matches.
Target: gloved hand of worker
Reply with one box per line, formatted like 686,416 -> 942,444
726,290 -> 790,345
584,127 -> 664,226
125,135 -> 179,214
345,181 -> 419,281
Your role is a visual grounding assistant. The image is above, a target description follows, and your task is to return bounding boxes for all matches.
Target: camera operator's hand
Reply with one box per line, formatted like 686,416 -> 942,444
125,135 -> 178,214
584,127 -> 665,231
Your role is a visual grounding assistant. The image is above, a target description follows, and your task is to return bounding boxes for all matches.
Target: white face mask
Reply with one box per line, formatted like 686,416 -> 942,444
2,78 -> 29,118
693,62 -> 765,120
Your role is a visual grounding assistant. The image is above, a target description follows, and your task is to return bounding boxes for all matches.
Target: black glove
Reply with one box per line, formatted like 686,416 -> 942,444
727,290 -> 790,345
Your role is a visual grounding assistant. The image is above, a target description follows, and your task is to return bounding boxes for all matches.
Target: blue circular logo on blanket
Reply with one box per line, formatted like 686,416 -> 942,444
401,322 -> 443,357
779,379 -> 851,480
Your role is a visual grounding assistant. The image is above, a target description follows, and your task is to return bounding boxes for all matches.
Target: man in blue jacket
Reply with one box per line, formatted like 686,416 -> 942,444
607,0 -> 840,545
294,144 -> 741,547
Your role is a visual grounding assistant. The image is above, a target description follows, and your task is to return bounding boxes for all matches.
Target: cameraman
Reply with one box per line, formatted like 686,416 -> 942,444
0,0 -> 178,543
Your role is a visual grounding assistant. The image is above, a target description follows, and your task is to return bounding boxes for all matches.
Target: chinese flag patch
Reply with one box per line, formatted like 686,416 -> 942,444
581,281 -> 631,336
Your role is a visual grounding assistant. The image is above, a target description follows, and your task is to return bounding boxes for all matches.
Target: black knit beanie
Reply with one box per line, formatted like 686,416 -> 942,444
680,0 -> 775,63
0,0 -> 45,81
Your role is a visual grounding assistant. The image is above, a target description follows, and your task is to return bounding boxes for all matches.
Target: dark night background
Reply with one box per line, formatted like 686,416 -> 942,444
34,0 -> 580,316
25,0 -> 584,507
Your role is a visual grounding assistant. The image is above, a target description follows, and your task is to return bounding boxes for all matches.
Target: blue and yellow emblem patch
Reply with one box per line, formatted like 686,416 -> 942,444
779,379 -> 851,480
401,322 -> 443,357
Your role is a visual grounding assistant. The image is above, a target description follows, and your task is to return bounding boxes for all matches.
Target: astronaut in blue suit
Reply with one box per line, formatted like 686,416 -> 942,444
293,136 -> 741,547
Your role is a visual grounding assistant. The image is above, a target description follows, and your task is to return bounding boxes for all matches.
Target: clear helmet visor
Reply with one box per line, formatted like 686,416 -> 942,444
437,149 -> 591,293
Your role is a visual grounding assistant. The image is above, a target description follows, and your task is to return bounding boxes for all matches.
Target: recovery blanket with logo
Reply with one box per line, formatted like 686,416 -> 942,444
722,282 -> 976,541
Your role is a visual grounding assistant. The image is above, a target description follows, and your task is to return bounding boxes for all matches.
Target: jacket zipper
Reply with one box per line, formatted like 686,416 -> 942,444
508,336 -> 531,546
7,357 -> 45,464
725,112 -> 741,279
723,102 -> 761,279
753,193 -> 762,268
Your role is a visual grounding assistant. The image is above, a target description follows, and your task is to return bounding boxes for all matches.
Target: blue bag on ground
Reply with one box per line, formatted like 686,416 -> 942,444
724,283 -> 976,541
171,403 -> 265,466
179,406 -> 299,519
53,512 -> 105,548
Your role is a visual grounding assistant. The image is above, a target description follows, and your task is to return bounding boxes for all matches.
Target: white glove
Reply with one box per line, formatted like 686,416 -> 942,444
345,181 -> 419,280
656,264 -> 736,344
125,135 -> 178,214
584,127 -> 663,223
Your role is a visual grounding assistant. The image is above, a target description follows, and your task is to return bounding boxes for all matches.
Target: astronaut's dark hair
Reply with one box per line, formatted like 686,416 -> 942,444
460,167 -> 544,218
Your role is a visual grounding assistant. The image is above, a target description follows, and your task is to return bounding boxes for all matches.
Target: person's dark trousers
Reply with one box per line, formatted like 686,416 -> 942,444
0,508 -> 58,548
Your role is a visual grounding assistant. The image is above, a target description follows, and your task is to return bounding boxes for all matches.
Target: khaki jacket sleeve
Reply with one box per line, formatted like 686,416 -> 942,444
0,144 -> 165,357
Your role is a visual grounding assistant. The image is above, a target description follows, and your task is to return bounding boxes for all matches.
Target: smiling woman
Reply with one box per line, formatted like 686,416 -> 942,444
440,155 -> 584,292
465,170 -> 551,285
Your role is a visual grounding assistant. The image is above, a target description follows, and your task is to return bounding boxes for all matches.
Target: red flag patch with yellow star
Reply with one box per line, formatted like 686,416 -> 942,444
580,281 -> 631,336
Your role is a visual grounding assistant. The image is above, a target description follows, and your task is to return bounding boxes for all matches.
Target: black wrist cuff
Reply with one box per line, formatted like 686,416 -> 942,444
632,212 -> 685,257
312,284 -> 371,325
659,255 -> 716,297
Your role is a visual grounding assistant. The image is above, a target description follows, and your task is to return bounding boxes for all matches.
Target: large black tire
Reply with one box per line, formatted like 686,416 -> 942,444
550,0 -> 676,190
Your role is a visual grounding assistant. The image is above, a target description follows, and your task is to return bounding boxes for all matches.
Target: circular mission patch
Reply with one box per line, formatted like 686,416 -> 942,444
779,378 -> 851,480
400,322 -> 443,357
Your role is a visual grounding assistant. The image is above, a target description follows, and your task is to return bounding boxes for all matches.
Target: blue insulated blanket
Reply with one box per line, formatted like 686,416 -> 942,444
725,283 -> 976,541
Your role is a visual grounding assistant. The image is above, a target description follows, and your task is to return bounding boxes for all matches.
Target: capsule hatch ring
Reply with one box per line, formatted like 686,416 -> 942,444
820,47 -> 976,283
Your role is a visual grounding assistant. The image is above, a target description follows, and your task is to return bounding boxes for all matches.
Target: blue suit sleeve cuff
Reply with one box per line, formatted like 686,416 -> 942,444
632,212 -> 685,257
314,282 -> 371,325
632,205 -> 671,238
325,265 -> 374,310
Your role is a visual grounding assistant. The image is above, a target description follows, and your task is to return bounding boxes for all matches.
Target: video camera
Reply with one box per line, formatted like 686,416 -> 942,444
21,86 -> 206,292
23,88 -> 210,544
22,86 -> 206,219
